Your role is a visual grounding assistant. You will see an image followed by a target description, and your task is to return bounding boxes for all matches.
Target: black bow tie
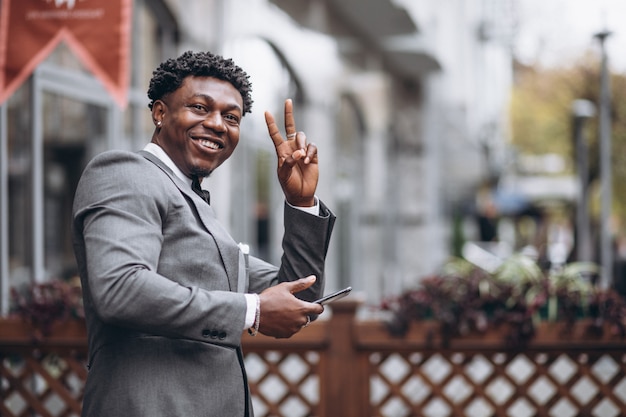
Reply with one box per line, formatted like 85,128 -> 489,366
191,177 -> 211,205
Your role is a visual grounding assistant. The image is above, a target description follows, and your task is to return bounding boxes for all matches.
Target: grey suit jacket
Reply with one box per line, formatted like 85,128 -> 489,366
72,149 -> 335,417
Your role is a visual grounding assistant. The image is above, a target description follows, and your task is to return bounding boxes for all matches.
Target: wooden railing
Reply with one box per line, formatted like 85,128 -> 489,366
2,300 -> 626,417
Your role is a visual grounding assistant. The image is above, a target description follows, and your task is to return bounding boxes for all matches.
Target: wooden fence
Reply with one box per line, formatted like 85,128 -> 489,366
2,299 -> 626,417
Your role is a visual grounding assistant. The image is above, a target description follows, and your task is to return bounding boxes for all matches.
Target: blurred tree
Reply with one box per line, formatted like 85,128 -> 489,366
509,54 -> 626,237
510,62 -> 577,162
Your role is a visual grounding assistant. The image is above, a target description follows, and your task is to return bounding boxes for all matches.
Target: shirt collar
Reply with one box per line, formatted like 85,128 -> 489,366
143,143 -> 193,188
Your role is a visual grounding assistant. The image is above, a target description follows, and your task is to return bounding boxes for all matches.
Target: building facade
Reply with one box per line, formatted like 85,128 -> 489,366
0,0 -> 515,313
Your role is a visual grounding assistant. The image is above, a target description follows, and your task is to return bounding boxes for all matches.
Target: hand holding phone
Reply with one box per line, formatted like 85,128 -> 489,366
314,286 -> 352,305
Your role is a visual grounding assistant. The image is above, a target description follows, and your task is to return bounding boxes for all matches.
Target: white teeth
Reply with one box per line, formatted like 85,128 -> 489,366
199,139 -> 219,150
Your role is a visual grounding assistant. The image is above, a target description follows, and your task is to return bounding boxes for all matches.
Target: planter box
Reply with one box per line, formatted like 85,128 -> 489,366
0,316 -> 87,353
354,319 -> 626,351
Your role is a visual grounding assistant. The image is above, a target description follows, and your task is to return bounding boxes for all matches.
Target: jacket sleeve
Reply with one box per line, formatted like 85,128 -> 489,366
252,201 -> 336,302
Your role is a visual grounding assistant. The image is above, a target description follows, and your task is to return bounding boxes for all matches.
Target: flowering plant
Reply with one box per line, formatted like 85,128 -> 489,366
10,279 -> 84,339
381,254 -> 626,346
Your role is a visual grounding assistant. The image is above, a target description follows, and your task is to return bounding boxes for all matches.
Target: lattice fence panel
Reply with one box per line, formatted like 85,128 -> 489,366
367,350 -> 626,417
245,350 -> 321,417
1,352 -> 87,417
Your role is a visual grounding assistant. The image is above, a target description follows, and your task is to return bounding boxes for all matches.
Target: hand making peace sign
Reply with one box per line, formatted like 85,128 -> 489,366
264,99 -> 319,207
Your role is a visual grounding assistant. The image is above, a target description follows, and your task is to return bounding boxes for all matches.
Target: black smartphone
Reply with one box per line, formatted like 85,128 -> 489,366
314,286 -> 352,305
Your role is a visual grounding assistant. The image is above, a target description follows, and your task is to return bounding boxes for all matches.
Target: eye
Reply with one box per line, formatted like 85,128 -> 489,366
224,113 -> 241,125
189,104 -> 207,112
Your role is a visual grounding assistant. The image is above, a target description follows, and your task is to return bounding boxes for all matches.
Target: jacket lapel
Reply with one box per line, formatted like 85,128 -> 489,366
138,151 -> 242,292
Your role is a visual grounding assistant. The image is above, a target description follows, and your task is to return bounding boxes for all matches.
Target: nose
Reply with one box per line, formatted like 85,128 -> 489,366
202,111 -> 226,132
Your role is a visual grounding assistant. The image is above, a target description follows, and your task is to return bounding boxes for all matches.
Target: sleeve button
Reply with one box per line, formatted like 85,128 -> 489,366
202,329 -> 211,338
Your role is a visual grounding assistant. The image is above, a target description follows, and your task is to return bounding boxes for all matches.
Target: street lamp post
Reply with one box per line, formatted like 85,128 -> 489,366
594,30 -> 613,289
572,99 -> 595,264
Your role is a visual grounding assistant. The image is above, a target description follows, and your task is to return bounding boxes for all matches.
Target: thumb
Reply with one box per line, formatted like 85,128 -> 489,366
288,275 -> 316,294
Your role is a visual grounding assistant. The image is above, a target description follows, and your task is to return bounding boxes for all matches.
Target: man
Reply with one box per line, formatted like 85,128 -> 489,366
72,50 -> 335,417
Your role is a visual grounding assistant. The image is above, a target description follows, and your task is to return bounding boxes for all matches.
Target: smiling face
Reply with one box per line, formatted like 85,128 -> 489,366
151,76 -> 244,178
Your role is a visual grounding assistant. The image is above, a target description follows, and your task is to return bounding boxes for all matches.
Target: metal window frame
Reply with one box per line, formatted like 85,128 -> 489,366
0,103 -> 7,314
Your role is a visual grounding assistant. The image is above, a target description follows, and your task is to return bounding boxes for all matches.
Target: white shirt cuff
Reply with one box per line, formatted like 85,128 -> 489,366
244,293 -> 259,329
287,196 -> 320,216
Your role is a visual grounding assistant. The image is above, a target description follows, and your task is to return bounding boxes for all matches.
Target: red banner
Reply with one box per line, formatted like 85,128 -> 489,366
0,0 -> 132,108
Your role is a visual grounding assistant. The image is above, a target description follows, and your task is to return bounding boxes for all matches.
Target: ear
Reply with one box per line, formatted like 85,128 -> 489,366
151,100 -> 166,126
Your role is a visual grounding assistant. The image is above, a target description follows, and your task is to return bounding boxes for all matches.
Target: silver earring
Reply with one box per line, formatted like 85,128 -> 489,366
157,120 -> 162,127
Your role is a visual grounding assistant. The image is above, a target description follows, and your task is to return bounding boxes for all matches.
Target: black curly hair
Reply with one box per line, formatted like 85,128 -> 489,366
147,50 -> 253,114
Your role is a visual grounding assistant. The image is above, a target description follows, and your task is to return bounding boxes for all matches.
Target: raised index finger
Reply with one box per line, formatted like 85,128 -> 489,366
264,110 -> 284,148
284,99 -> 296,138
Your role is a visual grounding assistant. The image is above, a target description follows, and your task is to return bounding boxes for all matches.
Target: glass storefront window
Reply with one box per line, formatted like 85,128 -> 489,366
6,87 -> 109,288
6,84 -> 34,289
42,92 -> 108,281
